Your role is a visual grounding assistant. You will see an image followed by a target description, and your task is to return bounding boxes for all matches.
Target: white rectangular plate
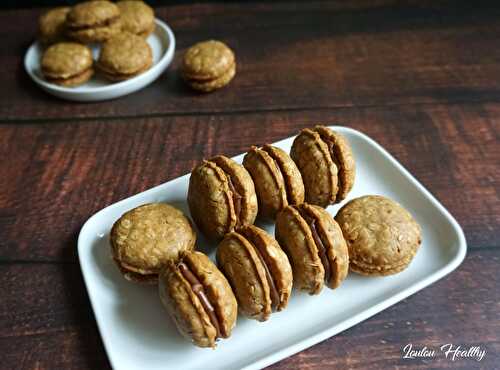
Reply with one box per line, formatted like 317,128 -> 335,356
78,126 -> 466,370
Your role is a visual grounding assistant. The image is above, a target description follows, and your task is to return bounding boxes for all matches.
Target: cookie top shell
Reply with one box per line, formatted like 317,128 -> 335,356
38,7 -> 70,44
98,32 -> 152,75
182,40 -> 235,80
110,203 -> 196,282
335,195 -> 422,272
66,1 -> 120,28
116,1 -> 155,36
41,42 -> 93,79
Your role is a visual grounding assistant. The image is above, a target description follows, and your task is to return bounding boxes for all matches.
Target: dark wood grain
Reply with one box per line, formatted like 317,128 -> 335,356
1,1 -> 500,369
3,1 -> 500,120
1,249 -> 498,370
1,103 -> 498,262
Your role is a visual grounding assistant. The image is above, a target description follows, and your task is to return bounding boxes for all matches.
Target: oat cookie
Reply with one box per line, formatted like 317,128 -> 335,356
291,126 -> 355,207
110,203 -> 196,283
66,1 -> 121,43
217,225 -> 293,321
38,7 -> 71,45
97,32 -> 153,81
182,40 -> 236,92
159,251 -> 237,348
188,155 -> 258,240
243,145 -> 304,220
41,42 -> 94,86
335,195 -> 422,276
275,204 -> 349,294
117,1 -> 155,37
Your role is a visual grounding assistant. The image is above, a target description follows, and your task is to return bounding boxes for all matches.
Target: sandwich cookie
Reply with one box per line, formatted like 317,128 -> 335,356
66,1 -> 121,43
97,32 -> 153,81
243,145 -> 304,220
159,251 -> 238,348
117,1 -> 155,37
335,195 -> 422,276
216,225 -> 293,321
275,204 -> 349,295
38,6 -> 71,45
290,126 -> 355,207
41,42 -> 94,86
110,203 -> 196,283
188,155 -> 258,240
181,40 -> 236,92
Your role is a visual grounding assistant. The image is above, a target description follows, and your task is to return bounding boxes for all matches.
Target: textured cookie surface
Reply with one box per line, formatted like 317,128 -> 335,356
41,42 -> 93,79
182,40 -> 235,80
38,7 -> 71,44
110,203 -> 196,280
290,128 -> 338,207
66,1 -> 120,28
187,63 -> 236,92
313,126 -> 355,202
335,195 -> 422,275
98,32 -> 153,78
117,1 -> 155,37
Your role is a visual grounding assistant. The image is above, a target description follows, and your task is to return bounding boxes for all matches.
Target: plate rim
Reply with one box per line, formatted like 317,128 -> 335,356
78,126 -> 467,370
24,18 -> 175,96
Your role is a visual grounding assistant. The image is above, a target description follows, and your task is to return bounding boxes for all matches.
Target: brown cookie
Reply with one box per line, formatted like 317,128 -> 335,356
290,126 -> 355,207
188,63 -> 236,93
41,42 -> 94,87
216,225 -> 293,321
117,1 -> 155,37
182,40 -> 236,92
38,6 -> 71,45
243,145 -> 304,220
275,204 -> 349,294
66,1 -> 121,43
97,32 -> 153,81
188,155 -> 258,240
335,195 -> 422,276
159,251 -> 238,348
110,203 -> 196,283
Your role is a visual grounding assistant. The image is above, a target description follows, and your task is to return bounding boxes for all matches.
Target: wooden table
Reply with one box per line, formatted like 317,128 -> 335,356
1,1 -> 499,369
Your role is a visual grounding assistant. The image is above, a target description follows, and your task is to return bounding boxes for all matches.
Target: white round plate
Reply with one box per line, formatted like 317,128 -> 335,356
24,19 -> 175,102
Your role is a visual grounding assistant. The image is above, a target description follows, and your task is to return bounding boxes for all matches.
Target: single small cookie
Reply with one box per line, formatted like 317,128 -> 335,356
97,32 -> 153,81
290,126 -> 355,207
243,145 -> 304,220
117,1 -> 155,37
182,40 -> 236,92
66,1 -> 121,43
335,195 -> 422,276
188,155 -> 258,240
41,42 -> 94,87
38,7 -> 71,45
110,203 -> 196,283
275,204 -> 349,294
159,251 -> 237,348
216,225 -> 293,321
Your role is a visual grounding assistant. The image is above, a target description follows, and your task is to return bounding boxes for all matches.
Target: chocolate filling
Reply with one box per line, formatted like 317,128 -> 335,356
225,174 -> 242,225
68,15 -> 120,31
178,262 -> 221,338
297,208 -> 332,283
242,233 -> 280,310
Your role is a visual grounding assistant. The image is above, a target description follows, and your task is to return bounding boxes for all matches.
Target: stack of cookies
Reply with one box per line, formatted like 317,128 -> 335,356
181,40 -> 237,92
37,1 -> 155,87
109,125 -> 422,348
